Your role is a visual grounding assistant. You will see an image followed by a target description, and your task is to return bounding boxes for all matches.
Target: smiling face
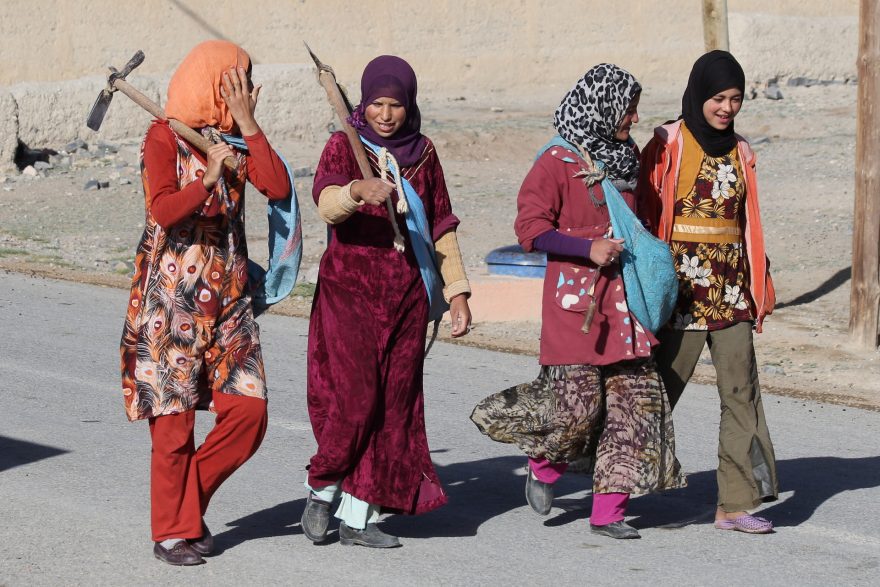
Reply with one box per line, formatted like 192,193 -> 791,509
702,87 -> 743,130
614,92 -> 640,141
365,97 -> 407,138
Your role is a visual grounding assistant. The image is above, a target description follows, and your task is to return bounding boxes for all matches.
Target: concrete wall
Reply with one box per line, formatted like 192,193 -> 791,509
0,0 -> 859,171
0,0 -> 858,89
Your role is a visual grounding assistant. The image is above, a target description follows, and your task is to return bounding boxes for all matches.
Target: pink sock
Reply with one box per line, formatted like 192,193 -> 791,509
590,492 -> 630,526
528,458 -> 568,484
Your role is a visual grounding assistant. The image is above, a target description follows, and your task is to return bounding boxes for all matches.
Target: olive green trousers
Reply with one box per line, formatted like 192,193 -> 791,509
655,322 -> 778,512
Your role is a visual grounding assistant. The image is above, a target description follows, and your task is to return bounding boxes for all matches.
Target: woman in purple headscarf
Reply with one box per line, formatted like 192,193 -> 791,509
300,55 -> 472,548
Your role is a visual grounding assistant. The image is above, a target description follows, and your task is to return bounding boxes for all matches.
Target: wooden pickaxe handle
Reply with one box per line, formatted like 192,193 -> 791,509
112,78 -> 237,171
314,70 -> 374,180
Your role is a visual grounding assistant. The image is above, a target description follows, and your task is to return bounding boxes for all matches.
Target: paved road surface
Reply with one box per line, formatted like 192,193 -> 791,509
1,272 -> 878,586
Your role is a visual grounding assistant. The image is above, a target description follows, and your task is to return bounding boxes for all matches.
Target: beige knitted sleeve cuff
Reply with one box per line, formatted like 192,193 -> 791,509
435,230 -> 471,302
443,279 -> 472,302
317,181 -> 362,224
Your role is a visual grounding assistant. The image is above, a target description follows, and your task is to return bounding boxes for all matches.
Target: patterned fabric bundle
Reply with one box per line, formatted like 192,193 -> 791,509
471,362 -> 685,494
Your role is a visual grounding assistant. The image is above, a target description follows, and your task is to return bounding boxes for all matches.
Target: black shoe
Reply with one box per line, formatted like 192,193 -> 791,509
590,520 -> 641,539
525,468 -> 553,515
339,523 -> 401,548
302,492 -> 332,543
153,540 -> 204,566
188,521 -> 214,555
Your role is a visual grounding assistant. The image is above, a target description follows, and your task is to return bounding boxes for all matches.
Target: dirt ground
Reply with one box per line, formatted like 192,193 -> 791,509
1,83 -> 877,411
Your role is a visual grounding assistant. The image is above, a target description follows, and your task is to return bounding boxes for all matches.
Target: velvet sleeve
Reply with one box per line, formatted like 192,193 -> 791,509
514,154 -> 564,252
312,132 -> 361,204
142,122 -> 210,230
243,130 -> 290,200
425,143 -> 460,241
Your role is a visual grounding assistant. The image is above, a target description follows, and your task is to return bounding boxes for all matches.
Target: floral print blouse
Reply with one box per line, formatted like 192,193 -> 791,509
669,128 -> 753,331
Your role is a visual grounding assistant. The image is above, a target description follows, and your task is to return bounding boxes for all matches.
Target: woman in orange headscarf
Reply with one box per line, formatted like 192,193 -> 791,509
119,40 -> 291,565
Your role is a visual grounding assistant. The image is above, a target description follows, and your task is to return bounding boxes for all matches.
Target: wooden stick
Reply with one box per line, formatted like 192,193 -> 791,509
314,69 -> 375,180
112,78 -> 237,170
702,0 -> 730,52
850,0 -> 880,349
306,44 -> 408,252
581,270 -> 601,334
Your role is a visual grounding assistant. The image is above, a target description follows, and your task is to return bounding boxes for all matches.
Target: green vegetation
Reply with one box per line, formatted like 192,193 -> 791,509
291,282 -> 316,298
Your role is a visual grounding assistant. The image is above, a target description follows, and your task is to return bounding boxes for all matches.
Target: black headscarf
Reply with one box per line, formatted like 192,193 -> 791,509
681,50 -> 746,157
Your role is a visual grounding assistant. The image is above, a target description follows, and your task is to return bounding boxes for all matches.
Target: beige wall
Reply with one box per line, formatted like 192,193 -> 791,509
0,0 -> 859,92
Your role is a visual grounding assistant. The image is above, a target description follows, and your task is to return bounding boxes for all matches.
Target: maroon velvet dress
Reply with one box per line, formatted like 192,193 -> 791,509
306,132 -> 457,514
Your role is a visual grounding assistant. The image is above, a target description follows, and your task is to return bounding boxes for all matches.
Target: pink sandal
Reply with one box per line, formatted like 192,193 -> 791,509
714,514 -> 774,534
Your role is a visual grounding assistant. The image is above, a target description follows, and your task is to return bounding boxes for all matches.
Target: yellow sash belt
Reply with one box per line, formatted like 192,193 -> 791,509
671,216 -> 742,244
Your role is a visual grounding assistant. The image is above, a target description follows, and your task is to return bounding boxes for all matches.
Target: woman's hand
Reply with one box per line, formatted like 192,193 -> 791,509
221,66 -> 261,136
590,237 -> 625,266
202,142 -> 235,191
351,178 -> 396,206
449,294 -> 472,338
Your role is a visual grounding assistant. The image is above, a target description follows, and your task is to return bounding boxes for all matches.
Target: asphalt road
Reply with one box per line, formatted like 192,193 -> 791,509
1,272 -> 878,586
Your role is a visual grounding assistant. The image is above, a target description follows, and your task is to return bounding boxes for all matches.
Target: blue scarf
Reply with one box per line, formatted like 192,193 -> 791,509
535,135 -> 582,162
360,137 -> 449,322
536,134 -> 677,333
222,134 -> 302,316
593,159 -> 678,333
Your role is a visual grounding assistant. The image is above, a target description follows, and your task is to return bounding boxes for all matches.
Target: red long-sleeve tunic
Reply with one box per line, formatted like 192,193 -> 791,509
515,147 -> 657,366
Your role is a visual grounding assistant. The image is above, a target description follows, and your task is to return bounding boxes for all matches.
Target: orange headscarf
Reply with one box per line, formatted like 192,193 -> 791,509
165,40 -> 250,133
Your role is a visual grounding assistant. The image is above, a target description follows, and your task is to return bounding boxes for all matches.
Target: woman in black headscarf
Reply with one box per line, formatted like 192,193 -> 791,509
640,51 -> 779,534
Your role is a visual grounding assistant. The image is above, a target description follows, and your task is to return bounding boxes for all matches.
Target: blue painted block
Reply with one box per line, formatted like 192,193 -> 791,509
485,245 -> 547,278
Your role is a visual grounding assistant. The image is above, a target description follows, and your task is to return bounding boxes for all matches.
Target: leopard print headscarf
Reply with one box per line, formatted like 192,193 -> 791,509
553,64 -> 641,189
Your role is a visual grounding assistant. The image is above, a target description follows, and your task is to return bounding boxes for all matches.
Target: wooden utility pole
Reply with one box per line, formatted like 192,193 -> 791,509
702,0 -> 730,52
850,0 -> 880,350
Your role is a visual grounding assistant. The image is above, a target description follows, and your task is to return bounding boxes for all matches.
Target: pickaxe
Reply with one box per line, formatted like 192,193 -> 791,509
304,43 -> 409,250
85,50 -> 236,170
304,43 -> 374,180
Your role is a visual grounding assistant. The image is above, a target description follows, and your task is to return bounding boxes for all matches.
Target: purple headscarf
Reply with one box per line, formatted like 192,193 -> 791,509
348,55 -> 427,167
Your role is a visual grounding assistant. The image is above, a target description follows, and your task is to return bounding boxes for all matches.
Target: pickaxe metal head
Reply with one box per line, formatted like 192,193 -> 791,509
303,42 -> 354,114
86,50 -> 145,131
304,42 -> 334,78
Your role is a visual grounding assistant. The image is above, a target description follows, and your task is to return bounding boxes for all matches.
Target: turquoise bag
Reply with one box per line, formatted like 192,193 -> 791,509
596,161 -> 678,333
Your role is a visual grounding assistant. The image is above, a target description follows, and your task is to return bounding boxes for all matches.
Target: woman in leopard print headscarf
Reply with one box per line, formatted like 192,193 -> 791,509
471,64 -> 684,540
554,63 -> 642,191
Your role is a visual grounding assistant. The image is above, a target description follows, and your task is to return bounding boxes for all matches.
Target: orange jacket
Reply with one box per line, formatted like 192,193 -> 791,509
639,119 -> 775,332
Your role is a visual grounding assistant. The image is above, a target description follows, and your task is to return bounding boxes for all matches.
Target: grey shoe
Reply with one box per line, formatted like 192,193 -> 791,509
590,520 -> 641,539
525,468 -> 553,515
301,493 -> 332,543
339,523 -> 401,548
188,521 -> 214,555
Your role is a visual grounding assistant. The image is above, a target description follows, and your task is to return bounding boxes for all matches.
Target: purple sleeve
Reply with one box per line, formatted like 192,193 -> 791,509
533,229 -> 592,259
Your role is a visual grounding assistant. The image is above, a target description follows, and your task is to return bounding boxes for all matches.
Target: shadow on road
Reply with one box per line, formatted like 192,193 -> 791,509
211,455 -> 880,550
757,456 -> 880,527
626,455 -> 880,530
0,435 -> 68,472
775,266 -> 851,309
211,498 -> 309,554
384,455 -> 596,538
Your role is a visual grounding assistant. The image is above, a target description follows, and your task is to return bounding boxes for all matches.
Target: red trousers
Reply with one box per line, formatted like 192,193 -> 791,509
148,392 -> 268,541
